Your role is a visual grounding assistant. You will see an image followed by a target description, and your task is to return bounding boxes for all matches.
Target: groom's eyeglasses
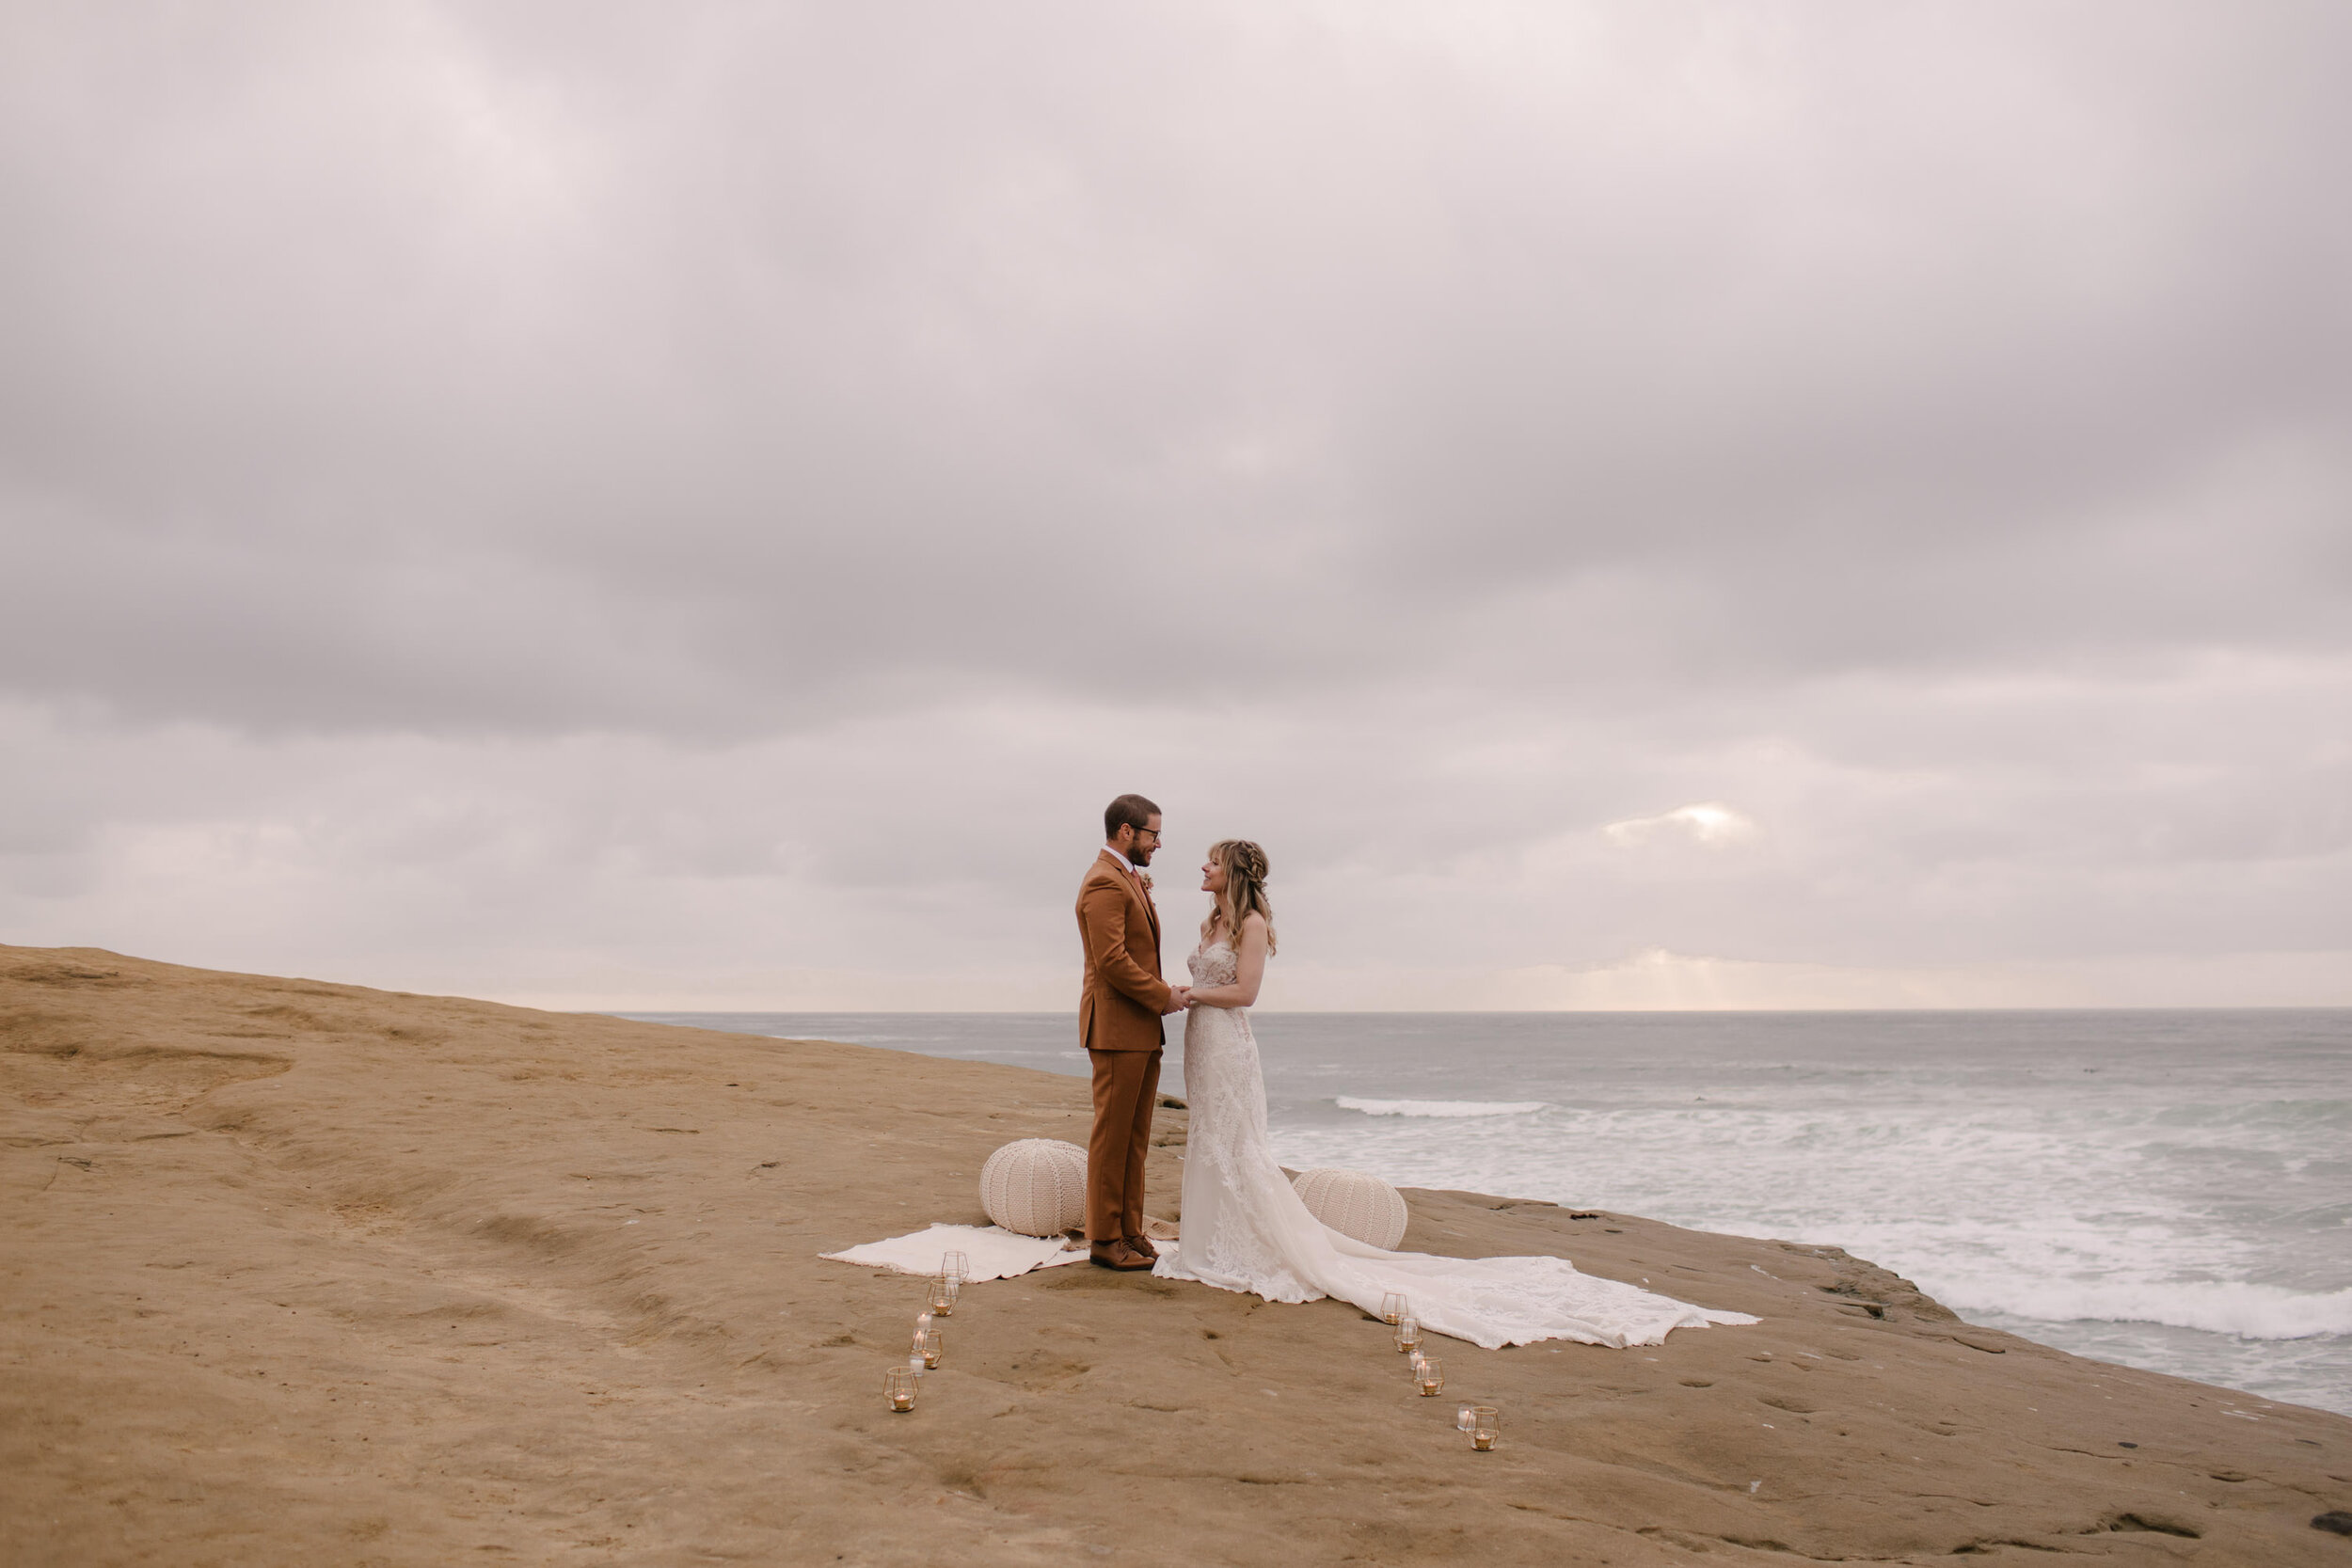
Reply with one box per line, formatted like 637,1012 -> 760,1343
1134,829 -> 1160,842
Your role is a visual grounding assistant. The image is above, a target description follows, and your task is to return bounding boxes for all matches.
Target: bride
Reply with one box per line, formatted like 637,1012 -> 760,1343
1152,838 -> 1756,1350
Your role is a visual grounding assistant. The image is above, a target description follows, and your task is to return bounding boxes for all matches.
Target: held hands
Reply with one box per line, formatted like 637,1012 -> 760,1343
1162,986 -> 1192,1015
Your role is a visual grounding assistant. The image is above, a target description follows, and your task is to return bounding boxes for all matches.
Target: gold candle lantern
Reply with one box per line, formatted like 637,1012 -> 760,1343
939,1250 -> 970,1287
883,1366 -> 917,1412
1380,1292 -> 1408,1326
1416,1358 -> 1444,1397
916,1328 -> 943,1370
1393,1315 -> 1422,1354
926,1276 -> 959,1317
1470,1405 -> 1500,1450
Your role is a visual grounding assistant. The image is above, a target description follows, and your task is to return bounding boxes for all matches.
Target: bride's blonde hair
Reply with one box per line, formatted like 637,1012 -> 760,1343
1200,839 -> 1277,956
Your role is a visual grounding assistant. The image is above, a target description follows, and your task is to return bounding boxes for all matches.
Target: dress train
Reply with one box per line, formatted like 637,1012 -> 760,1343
1152,939 -> 1756,1350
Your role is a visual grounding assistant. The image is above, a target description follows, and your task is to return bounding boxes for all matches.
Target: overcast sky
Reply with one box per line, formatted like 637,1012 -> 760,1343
3,2 -> 2346,1009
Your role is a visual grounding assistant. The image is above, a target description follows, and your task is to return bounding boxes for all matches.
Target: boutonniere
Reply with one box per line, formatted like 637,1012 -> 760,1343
1137,871 -> 1153,894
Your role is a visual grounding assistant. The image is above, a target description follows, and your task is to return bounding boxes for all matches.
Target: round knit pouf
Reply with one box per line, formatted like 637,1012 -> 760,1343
1292,1167 -> 1409,1251
978,1138 -> 1089,1238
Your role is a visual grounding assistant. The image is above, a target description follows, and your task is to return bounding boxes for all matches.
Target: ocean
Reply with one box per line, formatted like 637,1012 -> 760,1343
622,1007 -> 2352,1417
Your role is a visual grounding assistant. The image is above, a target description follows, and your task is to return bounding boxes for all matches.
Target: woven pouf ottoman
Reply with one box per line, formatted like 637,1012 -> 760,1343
978,1137 -> 1089,1238
1292,1166 -> 1409,1250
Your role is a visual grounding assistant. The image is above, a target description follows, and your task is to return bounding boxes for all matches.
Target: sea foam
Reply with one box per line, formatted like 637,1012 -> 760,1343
1335,1097 -> 1548,1118
1928,1280 -> 2352,1342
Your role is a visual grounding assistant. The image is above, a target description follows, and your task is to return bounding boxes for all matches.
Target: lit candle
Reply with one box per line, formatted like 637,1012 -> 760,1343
918,1328 -> 943,1370
1470,1405 -> 1500,1450
1380,1292 -> 1407,1326
884,1367 -> 917,1411
1455,1404 -> 1476,1433
1417,1358 -> 1444,1397
1394,1315 -> 1421,1354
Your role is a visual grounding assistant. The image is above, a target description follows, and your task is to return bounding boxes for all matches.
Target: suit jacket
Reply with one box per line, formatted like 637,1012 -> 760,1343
1076,848 -> 1171,1053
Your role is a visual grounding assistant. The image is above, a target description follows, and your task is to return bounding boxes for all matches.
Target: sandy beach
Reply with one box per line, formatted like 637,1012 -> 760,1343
4,942 -> 2348,1566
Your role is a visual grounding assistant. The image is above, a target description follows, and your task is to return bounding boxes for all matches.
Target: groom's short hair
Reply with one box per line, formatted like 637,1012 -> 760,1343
1104,794 -> 1160,839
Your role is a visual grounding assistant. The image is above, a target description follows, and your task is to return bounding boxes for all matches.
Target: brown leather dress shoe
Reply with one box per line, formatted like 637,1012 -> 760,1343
1121,1234 -> 1160,1260
1089,1241 -> 1153,1271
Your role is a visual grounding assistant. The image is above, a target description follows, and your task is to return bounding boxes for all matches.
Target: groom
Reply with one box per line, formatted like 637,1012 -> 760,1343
1075,793 -> 1189,1271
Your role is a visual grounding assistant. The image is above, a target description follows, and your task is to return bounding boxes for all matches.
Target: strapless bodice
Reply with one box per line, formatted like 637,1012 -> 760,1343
1188,939 -> 1237,988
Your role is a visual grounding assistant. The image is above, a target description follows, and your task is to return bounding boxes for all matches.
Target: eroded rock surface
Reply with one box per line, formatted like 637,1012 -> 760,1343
5,942 -> 2348,1565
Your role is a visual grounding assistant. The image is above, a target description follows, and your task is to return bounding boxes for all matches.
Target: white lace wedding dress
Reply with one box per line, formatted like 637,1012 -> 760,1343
1152,937 -> 1757,1350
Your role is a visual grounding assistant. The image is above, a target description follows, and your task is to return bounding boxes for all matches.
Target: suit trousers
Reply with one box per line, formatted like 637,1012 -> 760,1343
1085,1047 -> 1162,1243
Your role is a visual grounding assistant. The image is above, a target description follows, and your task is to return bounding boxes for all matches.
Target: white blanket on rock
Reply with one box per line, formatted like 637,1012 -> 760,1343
820,1223 -> 1089,1282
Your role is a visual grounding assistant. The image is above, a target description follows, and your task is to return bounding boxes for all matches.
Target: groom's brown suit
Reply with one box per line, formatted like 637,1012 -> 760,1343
1075,848 -> 1173,1244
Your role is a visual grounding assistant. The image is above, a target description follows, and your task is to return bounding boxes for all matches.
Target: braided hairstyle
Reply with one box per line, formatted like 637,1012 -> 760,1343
1201,839 -> 1278,956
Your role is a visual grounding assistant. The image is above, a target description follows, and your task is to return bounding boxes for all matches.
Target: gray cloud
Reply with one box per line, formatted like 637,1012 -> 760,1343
2,3 -> 2346,1003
